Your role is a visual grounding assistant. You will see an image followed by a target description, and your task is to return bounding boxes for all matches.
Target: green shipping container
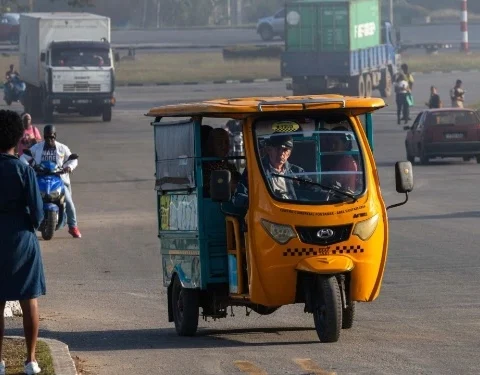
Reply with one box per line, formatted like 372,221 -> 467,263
285,0 -> 380,52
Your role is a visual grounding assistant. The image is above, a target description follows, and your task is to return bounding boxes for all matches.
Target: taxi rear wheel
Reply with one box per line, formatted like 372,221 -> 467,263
342,301 -> 355,329
172,276 -> 199,336
313,275 -> 342,343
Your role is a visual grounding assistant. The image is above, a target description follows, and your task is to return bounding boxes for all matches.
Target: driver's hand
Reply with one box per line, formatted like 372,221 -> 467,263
63,167 -> 72,173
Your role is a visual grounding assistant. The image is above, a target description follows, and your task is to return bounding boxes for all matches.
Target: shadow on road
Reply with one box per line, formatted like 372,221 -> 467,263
7,326 -> 319,351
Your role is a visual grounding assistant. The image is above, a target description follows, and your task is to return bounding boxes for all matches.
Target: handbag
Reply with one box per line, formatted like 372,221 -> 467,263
406,92 -> 414,107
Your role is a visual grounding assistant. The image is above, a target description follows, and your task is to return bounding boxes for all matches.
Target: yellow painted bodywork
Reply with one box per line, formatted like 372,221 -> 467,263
147,95 -> 390,307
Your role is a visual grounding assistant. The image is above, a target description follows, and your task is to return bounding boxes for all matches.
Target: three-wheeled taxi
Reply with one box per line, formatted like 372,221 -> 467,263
147,95 -> 414,343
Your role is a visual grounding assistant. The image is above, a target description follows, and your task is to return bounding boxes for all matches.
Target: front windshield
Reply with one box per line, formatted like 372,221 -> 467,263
254,114 -> 365,204
51,48 -> 111,67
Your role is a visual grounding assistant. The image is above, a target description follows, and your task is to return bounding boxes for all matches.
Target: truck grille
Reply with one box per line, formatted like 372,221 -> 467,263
63,82 -> 101,92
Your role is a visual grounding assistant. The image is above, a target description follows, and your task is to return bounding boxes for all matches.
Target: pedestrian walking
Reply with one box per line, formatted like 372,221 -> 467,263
450,79 -> 465,108
394,73 -> 410,125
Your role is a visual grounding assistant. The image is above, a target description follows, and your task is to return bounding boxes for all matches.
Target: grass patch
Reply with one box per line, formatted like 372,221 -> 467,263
0,51 -> 479,84
3,338 -> 55,375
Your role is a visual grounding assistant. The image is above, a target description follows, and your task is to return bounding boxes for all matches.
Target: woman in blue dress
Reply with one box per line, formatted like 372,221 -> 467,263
0,110 -> 45,375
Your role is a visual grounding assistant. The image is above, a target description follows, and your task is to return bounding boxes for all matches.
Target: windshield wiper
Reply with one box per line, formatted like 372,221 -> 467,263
271,173 -> 357,202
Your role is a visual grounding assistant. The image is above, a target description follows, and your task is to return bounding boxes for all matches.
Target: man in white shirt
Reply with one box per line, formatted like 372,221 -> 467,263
21,125 -> 82,238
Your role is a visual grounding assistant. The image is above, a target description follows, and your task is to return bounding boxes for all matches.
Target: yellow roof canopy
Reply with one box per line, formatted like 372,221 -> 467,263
146,95 -> 386,119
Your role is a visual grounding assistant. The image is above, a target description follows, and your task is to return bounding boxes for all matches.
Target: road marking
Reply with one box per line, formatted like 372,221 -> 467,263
293,359 -> 337,375
234,361 -> 268,375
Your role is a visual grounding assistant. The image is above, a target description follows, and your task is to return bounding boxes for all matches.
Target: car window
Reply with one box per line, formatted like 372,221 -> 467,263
426,111 -> 478,126
411,112 -> 423,130
275,9 -> 285,18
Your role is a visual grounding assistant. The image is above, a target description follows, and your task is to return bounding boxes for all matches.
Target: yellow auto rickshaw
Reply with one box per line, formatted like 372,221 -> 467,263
147,95 -> 413,343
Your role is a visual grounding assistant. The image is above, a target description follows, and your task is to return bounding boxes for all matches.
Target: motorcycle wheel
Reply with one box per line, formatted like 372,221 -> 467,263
41,211 -> 57,241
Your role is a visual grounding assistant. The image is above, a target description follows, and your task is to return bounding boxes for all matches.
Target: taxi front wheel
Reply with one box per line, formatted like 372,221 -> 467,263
172,276 -> 199,336
313,275 -> 342,343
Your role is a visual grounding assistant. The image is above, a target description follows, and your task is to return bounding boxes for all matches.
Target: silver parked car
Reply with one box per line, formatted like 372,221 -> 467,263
256,8 -> 285,41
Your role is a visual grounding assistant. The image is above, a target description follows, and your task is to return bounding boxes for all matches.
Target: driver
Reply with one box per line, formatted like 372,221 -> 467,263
233,134 -> 306,207
20,125 -> 82,239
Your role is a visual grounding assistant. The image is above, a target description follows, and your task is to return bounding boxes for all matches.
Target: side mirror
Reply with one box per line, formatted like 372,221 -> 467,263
68,153 -> 79,161
23,149 -> 33,157
40,52 -> 46,62
387,161 -> 414,210
114,52 -> 120,63
403,125 -> 411,131
395,161 -> 413,193
210,170 -> 231,202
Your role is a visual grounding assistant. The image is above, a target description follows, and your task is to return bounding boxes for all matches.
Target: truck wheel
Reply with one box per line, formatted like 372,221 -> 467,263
364,74 -> 373,97
313,275 -> 342,343
102,106 -> 112,122
406,142 -> 415,164
259,25 -> 274,41
172,276 -> 199,336
379,68 -> 392,98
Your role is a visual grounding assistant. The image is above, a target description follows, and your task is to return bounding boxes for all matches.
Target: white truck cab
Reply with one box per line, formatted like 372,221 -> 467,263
20,13 -> 118,122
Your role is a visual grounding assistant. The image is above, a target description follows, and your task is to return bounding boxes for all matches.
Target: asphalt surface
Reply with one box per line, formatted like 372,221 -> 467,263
3,72 -> 480,375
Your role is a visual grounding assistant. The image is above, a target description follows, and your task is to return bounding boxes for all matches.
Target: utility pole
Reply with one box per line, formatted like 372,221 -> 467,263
389,0 -> 393,26
29,0 -> 35,12
156,0 -> 160,29
227,0 -> 231,26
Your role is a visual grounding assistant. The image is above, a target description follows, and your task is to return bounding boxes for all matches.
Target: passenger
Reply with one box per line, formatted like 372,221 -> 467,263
202,128 -> 238,197
322,127 -> 358,192
16,113 -> 42,157
233,134 -> 307,207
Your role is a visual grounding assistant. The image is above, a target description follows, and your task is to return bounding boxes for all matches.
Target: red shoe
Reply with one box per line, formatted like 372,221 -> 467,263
68,226 -> 82,238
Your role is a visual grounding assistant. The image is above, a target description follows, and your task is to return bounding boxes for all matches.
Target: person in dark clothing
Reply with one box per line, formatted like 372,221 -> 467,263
426,86 -> 442,108
0,110 -> 45,375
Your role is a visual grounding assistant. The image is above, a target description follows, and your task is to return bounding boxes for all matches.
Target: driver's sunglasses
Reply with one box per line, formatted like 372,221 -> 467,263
44,135 -> 56,140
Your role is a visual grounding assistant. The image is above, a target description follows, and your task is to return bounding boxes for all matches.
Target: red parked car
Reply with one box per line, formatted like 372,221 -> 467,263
405,108 -> 480,164
0,13 -> 20,44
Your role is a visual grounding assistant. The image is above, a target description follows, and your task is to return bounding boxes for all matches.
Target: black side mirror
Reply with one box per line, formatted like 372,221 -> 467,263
387,161 -> 414,210
23,149 -> 33,157
114,52 -> 120,63
210,170 -> 231,202
40,53 -> 46,62
68,153 -> 79,161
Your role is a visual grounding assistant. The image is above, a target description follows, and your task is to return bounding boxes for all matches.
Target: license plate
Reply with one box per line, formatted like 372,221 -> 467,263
445,133 -> 464,139
75,99 -> 90,104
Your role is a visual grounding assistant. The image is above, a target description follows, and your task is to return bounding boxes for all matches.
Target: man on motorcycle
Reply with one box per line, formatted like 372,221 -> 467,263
20,125 -> 82,238
5,64 -> 18,81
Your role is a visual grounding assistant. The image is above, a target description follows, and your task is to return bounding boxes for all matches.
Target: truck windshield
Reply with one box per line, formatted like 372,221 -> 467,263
253,114 -> 366,204
51,48 -> 111,67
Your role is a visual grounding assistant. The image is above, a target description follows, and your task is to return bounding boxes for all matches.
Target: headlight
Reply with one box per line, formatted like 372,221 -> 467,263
352,214 -> 379,241
47,191 -> 61,200
261,219 -> 297,244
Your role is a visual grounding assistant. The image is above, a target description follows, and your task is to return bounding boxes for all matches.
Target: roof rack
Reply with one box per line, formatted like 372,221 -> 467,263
257,98 -> 346,112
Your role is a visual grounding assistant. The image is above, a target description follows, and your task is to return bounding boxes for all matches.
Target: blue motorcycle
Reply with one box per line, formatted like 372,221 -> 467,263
4,74 -> 26,106
23,149 -> 79,240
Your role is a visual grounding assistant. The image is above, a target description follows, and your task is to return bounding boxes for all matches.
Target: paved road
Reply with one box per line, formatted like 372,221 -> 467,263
4,72 -> 480,374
